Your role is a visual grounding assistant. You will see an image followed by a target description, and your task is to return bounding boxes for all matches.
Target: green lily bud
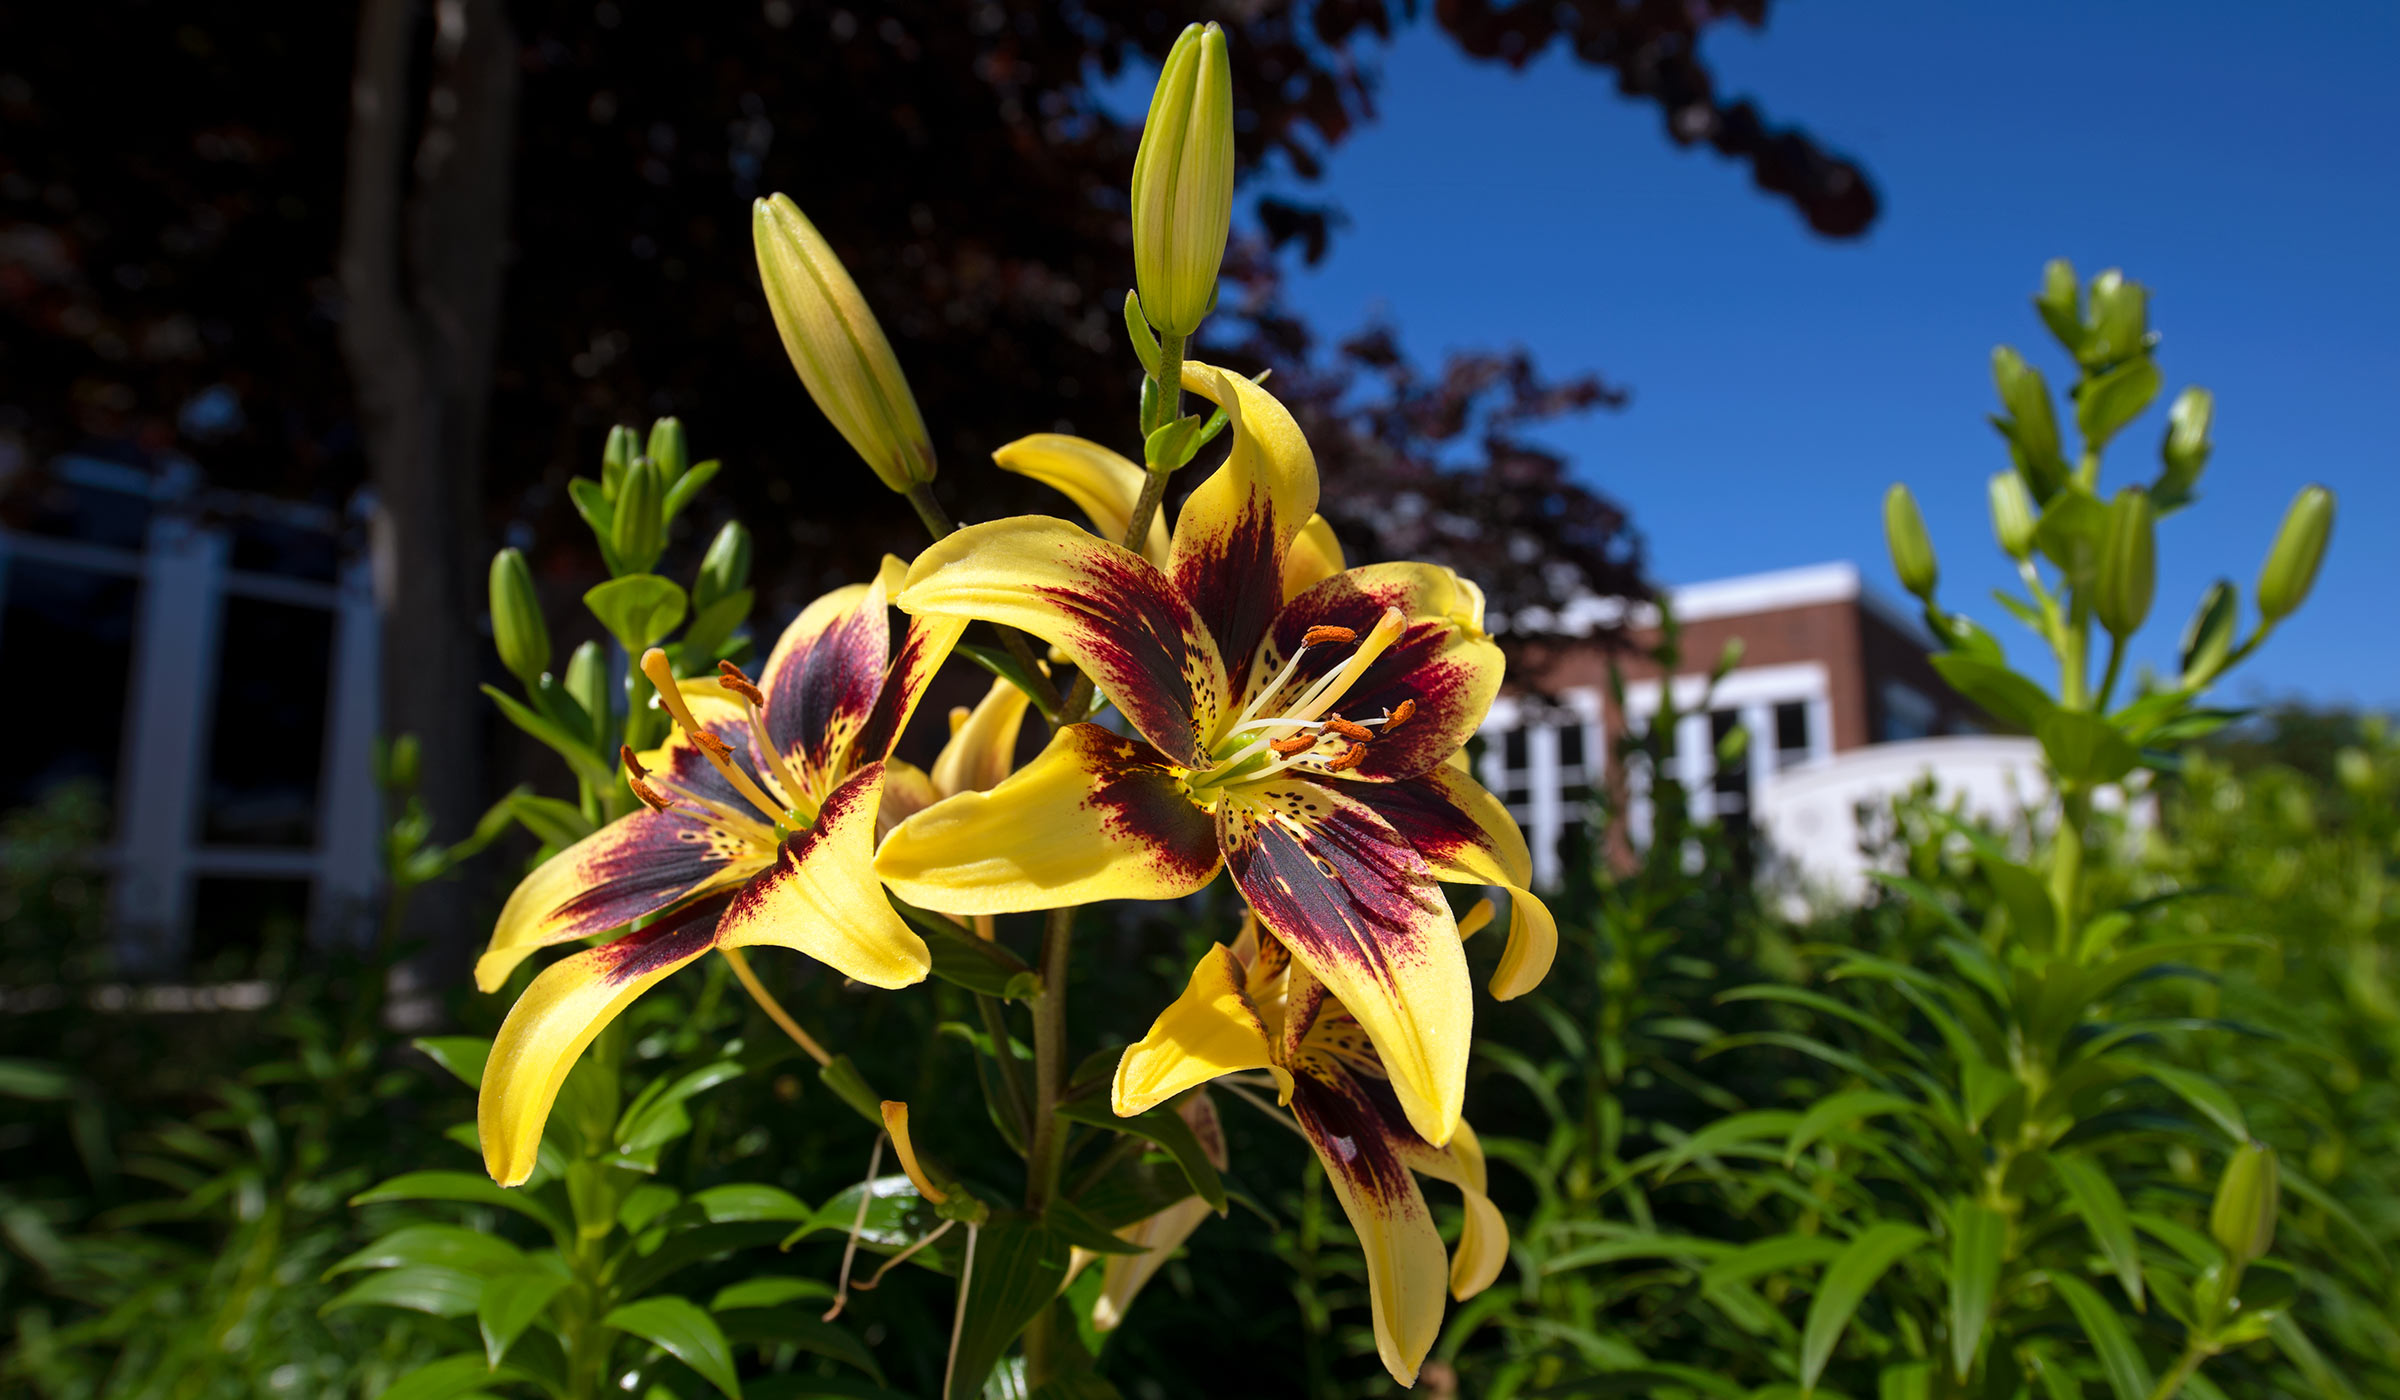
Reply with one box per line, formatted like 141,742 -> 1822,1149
602,424 -> 638,499
646,417 -> 689,482
611,457 -> 666,576
380,734 -> 422,795
2095,487 -> 2156,639
564,641 -> 609,743
695,520 -> 753,613
2180,580 -> 2238,689
2034,257 -> 2083,350
488,547 -> 551,685
1130,22 -> 1234,339
2083,268 -> 2150,366
2157,387 -> 2212,507
1883,484 -> 1938,600
1990,347 -> 2067,502
2210,1141 -> 2279,1268
1987,470 -> 2037,560
2257,484 -> 2334,623
753,193 -> 936,492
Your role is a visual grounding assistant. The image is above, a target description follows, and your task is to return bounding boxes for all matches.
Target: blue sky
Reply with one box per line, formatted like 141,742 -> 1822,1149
1216,1 -> 2396,706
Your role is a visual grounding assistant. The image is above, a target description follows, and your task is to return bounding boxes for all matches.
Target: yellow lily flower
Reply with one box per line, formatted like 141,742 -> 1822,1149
474,559 -> 964,1186
877,363 -> 1555,1149
1115,918 -> 1509,1387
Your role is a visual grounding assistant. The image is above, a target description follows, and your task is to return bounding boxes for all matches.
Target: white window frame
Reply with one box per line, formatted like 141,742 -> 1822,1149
1620,661 -> 1832,843
1477,686 -> 1605,889
0,471 -> 380,976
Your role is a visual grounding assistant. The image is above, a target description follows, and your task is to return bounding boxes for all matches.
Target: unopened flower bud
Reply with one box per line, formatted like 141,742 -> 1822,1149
2257,484 -> 2334,623
695,520 -> 753,612
565,641 -> 609,740
1883,484 -> 1938,600
2034,257 -> 2083,350
2095,487 -> 2156,639
611,457 -> 666,575
2210,1141 -> 2279,1268
2158,387 -> 2212,504
602,424 -> 639,499
2084,268 -> 2150,365
488,547 -> 550,685
1130,22 -> 1234,339
753,194 -> 936,492
1988,470 -> 2037,560
2180,580 -> 2238,690
646,416 -> 689,481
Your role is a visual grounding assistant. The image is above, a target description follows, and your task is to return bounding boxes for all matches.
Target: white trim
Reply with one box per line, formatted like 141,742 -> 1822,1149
1476,685 -> 1604,888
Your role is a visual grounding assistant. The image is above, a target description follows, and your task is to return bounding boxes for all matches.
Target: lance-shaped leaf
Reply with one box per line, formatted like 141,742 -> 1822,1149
1799,1222 -> 1927,1394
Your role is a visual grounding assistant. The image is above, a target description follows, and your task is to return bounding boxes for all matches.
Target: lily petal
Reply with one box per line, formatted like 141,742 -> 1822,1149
479,900 -> 726,1185
1169,363 -> 1320,694
716,761 -> 930,989
1283,513 -> 1346,602
1286,1070 -> 1449,1388
761,572 -> 892,776
876,758 -> 939,839
1093,1196 -> 1214,1332
1252,562 -> 1503,782
856,611 -> 968,763
899,516 -> 1227,765
1113,943 -> 1279,1117
1400,1118 -> 1510,1300
994,433 -> 1171,566
475,801 -> 762,993
1219,779 -> 1469,1147
1362,766 -> 1560,999
930,673 -> 1032,798
878,723 -> 1223,915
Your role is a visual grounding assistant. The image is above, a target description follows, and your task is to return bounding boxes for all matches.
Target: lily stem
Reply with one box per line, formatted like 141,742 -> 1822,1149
903,479 -> 1070,723
719,945 -> 832,1067
1025,904 -> 1076,1214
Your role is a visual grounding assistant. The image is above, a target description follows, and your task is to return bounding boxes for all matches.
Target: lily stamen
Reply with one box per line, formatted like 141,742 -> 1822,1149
641,647 -> 790,825
1210,608 -> 1408,775
720,659 -> 811,814
620,745 -> 679,813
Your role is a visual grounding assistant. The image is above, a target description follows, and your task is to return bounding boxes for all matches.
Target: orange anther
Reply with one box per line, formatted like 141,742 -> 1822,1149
1324,716 -> 1373,742
1324,742 -> 1370,772
620,744 -> 649,778
629,777 -> 677,812
1302,624 -> 1358,648
1384,698 -> 1416,731
1268,734 -> 1320,756
692,731 -> 735,762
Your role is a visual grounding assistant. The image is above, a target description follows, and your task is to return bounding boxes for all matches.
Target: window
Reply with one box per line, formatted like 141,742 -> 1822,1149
1709,708 -> 1751,841
1775,700 -> 1812,769
1477,693 -> 1603,890
1879,681 -> 1938,743
203,597 -> 334,847
0,558 -> 140,831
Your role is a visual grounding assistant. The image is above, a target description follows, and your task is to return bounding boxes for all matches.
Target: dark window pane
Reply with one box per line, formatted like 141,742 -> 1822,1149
20,475 -> 151,551
202,597 -> 333,846
1555,819 -> 1589,875
0,560 -> 139,830
227,517 -> 339,582
1776,700 -> 1810,755
187,875 -> 311,977
1502,728 -> 1527,768
1556,723 -> 1585,767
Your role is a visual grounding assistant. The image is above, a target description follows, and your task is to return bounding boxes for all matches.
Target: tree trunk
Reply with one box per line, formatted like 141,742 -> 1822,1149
338,0 -> 518,997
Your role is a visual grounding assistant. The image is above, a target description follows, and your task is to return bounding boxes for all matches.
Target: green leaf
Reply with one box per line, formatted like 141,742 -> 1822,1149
1798,1222 -> 1927,1394
946,1219 -> 1071,1400
662,457 -> 721,521
505,792 -> 597,849
710,1276 -> 834,1311
1042,1197 -> 1149,1255
817,1055 -> 887,1129
1055,1096 -> 1226,1215
585,575 -> 690,655
1699,1233 -> 1845,1290
2035,708 -> 2140,785
325,1224 -> 525,1278
1948,1201 -> 2005,1382
2137,1063 -> 2247,1142
896,900 -> 1038,998
716,1306 -> 885,1380
690,1183 -> 813,1223
1929,653 -> 2054,732
1974,849 -> 2057,953
0,1058 -> 77,1099
411,1038 -> 492,1091
1650,1110 -> 1802,1184
2048,1271 -> 2155,1400
2034,486 -> 2110,583
480,1267 -> 569,1367
1784,1091 -> 1921,1166
1143,415 -> 1205,471
568,476 -> 615,539
379,1354 -> 514,1400
2077,356 -> 2164,453
352,1170 -> 570,1242
483,684 -> 615,792
2051,1156 -> 2144,1309
616,1060 -> 746,1156
323,1264 -> 485,1318
785,1175 -> 939,1250
1122,291 -> 1161,377
678,588 -> 754,661
954,643 -> 1059,721
604,1295 -> 742,1399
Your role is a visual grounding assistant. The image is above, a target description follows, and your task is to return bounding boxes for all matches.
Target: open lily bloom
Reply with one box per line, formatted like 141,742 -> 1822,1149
474,560 -> 963,1186
1115,918 -> 1508,1387
878,362 -> 1555,1148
